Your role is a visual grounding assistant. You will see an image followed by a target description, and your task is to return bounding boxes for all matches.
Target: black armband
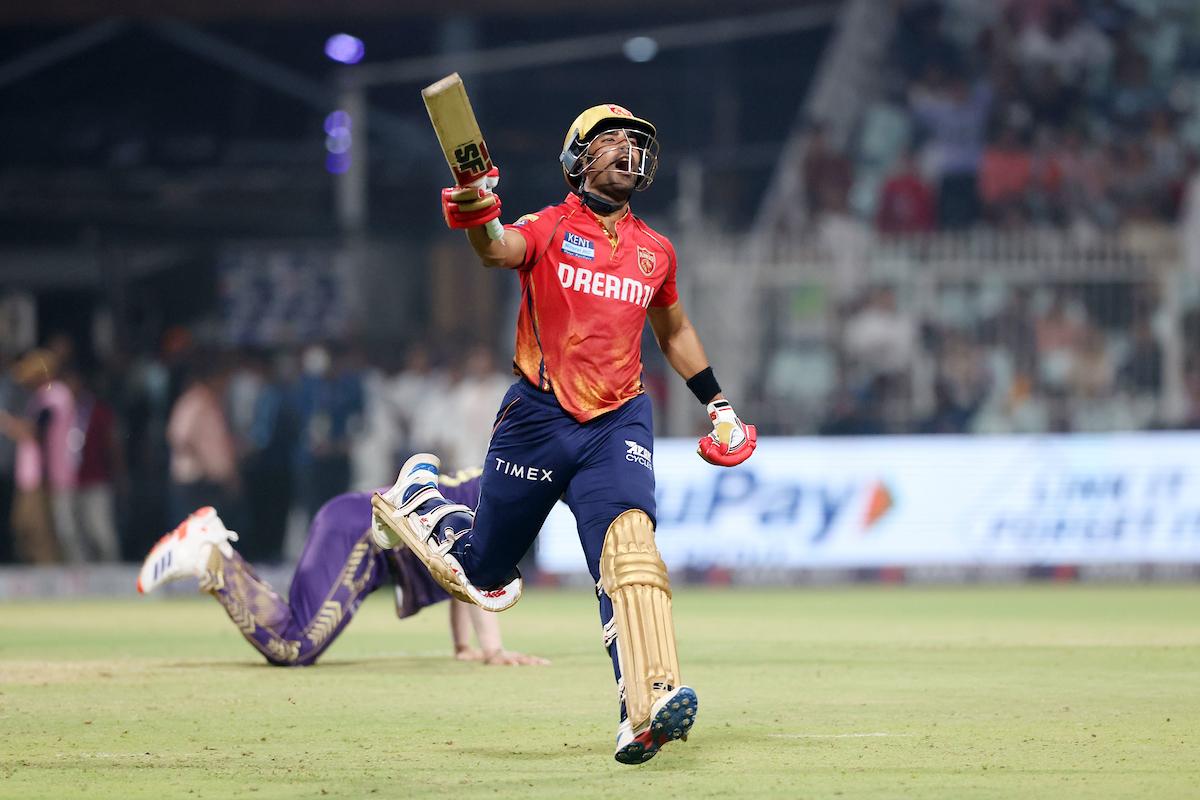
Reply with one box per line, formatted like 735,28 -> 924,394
685,367 -> 722,405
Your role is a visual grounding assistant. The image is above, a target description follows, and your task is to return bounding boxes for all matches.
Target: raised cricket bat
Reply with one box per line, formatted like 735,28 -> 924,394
422,72 -> 504,240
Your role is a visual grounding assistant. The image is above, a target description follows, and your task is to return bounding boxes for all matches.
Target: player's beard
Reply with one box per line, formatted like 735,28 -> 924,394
587,166 -> 637,205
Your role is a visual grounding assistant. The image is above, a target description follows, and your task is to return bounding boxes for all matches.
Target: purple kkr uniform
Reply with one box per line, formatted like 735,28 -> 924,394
203,469 -> 482,666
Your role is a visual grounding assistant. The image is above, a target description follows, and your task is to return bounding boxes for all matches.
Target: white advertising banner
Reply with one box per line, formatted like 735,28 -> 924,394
535,433 -> 1200,572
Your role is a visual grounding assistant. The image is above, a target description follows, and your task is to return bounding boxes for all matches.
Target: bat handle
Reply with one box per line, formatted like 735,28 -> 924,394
484,218 -> 504,240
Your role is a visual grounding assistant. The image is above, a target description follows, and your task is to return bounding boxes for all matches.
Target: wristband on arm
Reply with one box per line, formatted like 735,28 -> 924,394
685,367 -> 722,405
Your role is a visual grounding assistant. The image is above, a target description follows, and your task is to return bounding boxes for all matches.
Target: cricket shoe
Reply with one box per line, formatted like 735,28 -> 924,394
136,507 -> 239,594
613,686 -> 699,765
371,453 -> 522,612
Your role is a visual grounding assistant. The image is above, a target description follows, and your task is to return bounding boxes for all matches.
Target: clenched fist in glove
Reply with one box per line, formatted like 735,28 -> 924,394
441,166 -> 502,230
697,400 -> 757,467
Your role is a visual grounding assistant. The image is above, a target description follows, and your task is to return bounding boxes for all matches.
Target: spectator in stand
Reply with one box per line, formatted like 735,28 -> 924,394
0,349 -> 77,563
909,72 -> 992,228
1118,316 -> 1162,395
230,349 -> 293,562
388,344 -> 449,457
66,367 -> 123,561
290,344 -> 363,523
1056,126 -> 1116,230
443,345 -> 511,473
1068,324 -> 1115,399
352,346 -> 402,493
980,286 -> 1039,380
893,0 -> 961,82
1022,63 -> 1082,129
875,148 -> 936,234
1010,1 -> 1111,88
0,353 -> 20,563
844,286 -> 916,393
166,354 -> 240,527
1035,293 -> 1085,392
1111,139 -> 1165,224
1146,110 -> 1186,218
1002,0 -> 1071,33
1026,126 -> 1065,222
818,380 -> 887,436
979,124 -> 1033,222
803,121 -> 854,218
1183,357 -> 1200,430
920,332 -> 991,433
1107,47 -> 1161,133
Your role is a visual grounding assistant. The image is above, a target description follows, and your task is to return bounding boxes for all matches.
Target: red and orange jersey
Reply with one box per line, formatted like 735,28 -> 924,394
504,193 -> 679,423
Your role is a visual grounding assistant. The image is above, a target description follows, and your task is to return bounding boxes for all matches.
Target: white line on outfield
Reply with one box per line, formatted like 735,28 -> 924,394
769,733 -> 910,739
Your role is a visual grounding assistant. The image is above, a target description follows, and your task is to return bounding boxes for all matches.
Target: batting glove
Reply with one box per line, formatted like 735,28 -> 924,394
697,400 -> 757,467
441,166 -> 502,229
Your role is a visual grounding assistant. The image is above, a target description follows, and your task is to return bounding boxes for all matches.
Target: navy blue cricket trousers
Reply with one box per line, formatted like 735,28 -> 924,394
451,378 -> 658,591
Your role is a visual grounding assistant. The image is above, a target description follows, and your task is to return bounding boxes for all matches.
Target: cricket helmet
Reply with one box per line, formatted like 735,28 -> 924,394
560,104 -> 659,191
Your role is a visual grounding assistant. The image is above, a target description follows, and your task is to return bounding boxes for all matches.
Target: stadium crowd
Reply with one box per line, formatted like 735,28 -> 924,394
0,333 -> 512,566
775,0 -> 1200,438
806,0 -> 1200,233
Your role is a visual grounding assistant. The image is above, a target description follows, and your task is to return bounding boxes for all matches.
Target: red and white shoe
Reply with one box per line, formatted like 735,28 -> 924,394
136,507 -> 239,594
613,686 -> 699,765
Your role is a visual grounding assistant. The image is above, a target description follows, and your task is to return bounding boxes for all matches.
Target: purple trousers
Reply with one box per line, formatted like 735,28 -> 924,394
204,475 -> 481,666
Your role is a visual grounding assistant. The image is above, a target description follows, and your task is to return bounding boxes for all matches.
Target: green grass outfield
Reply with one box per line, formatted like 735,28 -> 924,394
2,586 -> 1198,799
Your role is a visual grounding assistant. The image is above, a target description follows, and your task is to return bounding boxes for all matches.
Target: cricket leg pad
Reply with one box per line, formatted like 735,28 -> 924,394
599,509 -> 681,731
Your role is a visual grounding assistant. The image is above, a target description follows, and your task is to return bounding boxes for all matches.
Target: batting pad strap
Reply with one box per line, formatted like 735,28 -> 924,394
599,509 -> 680,731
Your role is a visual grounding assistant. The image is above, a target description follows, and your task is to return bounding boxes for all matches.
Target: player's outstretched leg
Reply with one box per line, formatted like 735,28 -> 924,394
601,510 -> 698,764
371,453 -> 522,612
138,507 -> 301,663
137,506 -> 239,595
139,503 -> 387,666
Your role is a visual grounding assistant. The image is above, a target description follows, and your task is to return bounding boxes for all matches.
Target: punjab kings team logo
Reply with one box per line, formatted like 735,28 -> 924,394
637,245 -> 656,276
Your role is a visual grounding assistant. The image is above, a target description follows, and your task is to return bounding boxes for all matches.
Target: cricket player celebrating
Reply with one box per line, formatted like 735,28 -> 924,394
373,104 -> 757,764
138,468 -> 547,667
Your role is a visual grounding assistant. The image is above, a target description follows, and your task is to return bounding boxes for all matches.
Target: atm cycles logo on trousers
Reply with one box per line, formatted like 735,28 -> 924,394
625,440 -> 652,470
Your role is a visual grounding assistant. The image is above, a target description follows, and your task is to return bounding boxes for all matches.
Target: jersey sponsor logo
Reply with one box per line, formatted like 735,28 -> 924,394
637,245 -> 656,276
625,440 -> 652,469
514,213 -> 539,227
557,262 -> 654,308
494,457 -> 554,482
561,231 -> 595,260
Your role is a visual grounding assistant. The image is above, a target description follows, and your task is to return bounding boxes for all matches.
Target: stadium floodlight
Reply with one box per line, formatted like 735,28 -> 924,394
623,36 -> 659,63
325,33 -> 365,65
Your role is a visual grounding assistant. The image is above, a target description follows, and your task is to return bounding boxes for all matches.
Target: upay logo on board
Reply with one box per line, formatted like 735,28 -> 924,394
655,471 -> 895,544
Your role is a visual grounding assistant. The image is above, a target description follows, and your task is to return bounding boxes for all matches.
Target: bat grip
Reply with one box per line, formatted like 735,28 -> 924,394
484,218 -> 504,240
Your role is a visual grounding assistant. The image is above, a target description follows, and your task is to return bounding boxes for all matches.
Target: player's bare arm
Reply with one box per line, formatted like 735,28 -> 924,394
647,301 -> 724,402
465,222 -> 527,269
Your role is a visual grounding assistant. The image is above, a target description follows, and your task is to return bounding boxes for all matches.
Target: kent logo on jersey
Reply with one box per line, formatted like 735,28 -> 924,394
562,232 -> 595,260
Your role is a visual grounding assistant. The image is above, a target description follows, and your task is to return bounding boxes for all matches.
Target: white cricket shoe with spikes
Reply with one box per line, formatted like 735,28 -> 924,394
137,507 -> 239,594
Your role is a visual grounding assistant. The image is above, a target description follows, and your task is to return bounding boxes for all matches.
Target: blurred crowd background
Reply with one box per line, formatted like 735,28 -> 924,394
3,0 -> 1200,565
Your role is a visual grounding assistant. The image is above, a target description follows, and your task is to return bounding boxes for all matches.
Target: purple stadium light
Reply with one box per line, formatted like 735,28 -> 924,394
326,152 -> 352,174
325,34 -> 365,65
325,130 -> 352,155
324,110 -> 352,135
